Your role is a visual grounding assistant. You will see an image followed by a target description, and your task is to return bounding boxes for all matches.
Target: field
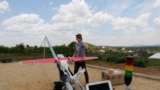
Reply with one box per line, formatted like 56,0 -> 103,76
0,62 -> 160,90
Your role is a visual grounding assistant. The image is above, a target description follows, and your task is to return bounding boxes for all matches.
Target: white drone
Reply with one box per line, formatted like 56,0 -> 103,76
21,36 -> 97,90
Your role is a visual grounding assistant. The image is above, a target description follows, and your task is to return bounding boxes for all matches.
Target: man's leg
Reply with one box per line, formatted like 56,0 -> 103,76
74,62 -> 80,74
81,62 -> 89,84
84,69 -> 89,84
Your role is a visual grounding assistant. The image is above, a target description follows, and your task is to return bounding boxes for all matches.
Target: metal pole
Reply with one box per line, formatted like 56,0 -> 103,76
45,36 -> 58,61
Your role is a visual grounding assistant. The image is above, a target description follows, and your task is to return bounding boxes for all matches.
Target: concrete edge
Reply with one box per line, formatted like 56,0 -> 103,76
86,64 -> 160,81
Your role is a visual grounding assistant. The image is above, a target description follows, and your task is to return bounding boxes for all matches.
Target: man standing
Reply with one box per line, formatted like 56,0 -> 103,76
73,33 -> 89,84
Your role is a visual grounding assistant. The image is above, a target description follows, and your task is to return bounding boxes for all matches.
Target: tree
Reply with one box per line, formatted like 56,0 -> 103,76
16,43 -> 25,53
68,41 -> 76,48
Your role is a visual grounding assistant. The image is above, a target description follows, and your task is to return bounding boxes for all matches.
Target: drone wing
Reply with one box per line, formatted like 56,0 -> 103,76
20,58 -> 57,64
70,56 -> 98,62
20,56 -> 98,64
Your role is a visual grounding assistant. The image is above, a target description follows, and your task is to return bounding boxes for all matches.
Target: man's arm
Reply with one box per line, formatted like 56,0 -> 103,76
83,43 -> 88,49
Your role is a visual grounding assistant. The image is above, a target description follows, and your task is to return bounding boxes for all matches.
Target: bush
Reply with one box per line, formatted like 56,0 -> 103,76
134,58 -> 149,68
106,55 -> 116,62
115,56 -> 126,63
101,55 -> 126,63
148,59 -> 160,66
97,54 -> 107,61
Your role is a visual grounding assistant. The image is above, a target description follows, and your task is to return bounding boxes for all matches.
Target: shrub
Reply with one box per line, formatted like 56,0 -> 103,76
134,58 -> 149,68
97,54 -> 107,61
104,55 -> 126,63
115,56 -> 126,63
106,55 -> 116,62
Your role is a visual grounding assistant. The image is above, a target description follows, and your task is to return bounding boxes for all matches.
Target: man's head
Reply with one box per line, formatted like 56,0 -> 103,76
76,33 -> 82,41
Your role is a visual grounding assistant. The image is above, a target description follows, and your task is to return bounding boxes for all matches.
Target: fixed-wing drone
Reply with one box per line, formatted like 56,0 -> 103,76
20,36 -> 98,90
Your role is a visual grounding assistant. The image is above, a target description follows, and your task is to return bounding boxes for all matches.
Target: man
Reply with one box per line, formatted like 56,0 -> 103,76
73,33 -> 89,84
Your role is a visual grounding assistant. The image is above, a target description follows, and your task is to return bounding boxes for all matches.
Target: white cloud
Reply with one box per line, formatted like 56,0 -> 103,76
135,13 -> 151,27
112,17 -> 134,31
0,0 -> 9,13
154,16 -> 160,25
1,13 -> 50,46
2,13 -> 47,34
1,0 -> 160,47
111,13 -> 151,33
79,1 -> 151,30
87,12 -> 113,27
51,0 -> 91,30
1,13 -> 77,46
153,0 -> 160,8
99,12 -> 159,46
1,0 -> 95,46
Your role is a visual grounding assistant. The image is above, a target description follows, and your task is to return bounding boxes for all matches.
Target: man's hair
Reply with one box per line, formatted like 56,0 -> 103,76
76,33 -> 82,40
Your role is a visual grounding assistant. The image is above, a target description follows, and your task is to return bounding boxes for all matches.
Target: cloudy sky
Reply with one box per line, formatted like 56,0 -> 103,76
0,0 -> 160,47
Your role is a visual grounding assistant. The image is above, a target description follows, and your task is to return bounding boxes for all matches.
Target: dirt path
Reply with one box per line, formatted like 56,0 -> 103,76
0,63 -> 160,90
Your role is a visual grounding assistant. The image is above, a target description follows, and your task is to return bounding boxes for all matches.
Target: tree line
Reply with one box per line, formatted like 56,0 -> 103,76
0,42 -> 77,61
0,42 -> 160,67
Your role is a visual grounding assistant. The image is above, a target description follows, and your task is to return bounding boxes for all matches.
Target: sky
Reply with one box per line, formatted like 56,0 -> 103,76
0,0 -> 160,47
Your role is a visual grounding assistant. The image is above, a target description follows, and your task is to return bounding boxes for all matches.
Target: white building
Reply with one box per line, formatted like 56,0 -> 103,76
149,53 -> 160,59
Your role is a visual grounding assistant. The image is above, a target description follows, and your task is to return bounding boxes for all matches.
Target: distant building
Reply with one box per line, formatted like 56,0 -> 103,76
149,53 -> 160,59
99,50 -> 105,53
121,48 -> 125,50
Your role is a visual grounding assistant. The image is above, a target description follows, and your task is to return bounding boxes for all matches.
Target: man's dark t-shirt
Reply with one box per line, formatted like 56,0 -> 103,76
75,41 -> 86,57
